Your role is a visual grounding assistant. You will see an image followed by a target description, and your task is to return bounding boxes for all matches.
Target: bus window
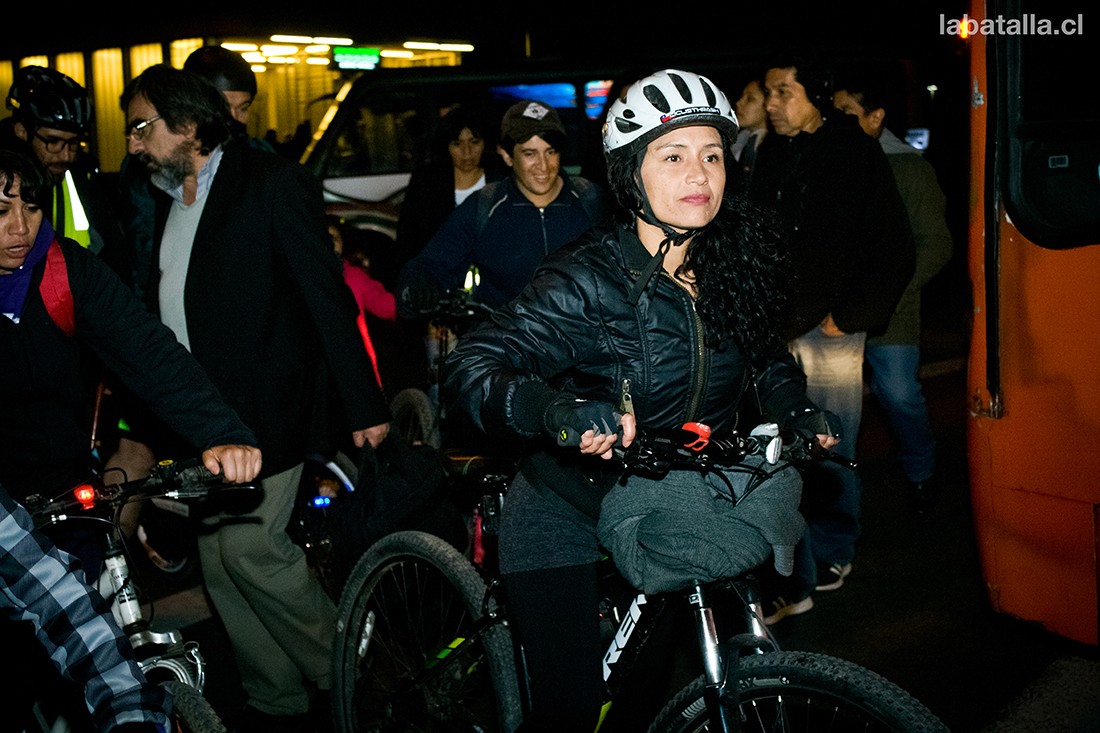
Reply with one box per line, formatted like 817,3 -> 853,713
1002,1 -> 1100,248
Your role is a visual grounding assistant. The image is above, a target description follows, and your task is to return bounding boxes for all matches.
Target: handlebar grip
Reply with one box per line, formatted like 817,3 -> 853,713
176,463 -> 219,488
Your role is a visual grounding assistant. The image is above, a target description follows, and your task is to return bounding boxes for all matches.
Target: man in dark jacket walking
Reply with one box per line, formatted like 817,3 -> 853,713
750,52 -> 914,623
122,64 -> 390,732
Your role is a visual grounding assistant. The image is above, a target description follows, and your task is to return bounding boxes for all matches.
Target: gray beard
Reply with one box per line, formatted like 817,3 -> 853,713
148,140 -> 194,192
150,161 -> 187,191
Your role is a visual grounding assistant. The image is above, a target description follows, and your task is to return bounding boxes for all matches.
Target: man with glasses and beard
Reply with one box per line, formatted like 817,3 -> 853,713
121,64 -> 391,733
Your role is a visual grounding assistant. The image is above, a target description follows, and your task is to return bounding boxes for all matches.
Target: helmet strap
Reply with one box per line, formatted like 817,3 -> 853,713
627,208 -> 700,305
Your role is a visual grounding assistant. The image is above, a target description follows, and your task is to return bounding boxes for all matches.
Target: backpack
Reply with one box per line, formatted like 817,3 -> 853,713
40,240 -> 76,336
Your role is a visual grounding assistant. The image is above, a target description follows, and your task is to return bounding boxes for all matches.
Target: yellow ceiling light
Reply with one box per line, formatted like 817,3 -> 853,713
269,34 -> 353,46
260,44 -> 299,56
270,34 -> 313,44
380,50 -> 414,58
304,44 -> 331,54
222,42 -> 258,52
402,40 -> 474,52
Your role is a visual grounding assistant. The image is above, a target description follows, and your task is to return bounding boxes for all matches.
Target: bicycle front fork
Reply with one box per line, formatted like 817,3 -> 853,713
101,536 -> 207,691
686,580 -> 778,732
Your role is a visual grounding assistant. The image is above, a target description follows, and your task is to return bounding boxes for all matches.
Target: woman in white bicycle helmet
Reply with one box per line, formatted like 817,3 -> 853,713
445,68 -> 839,732
603,68 -> 739,302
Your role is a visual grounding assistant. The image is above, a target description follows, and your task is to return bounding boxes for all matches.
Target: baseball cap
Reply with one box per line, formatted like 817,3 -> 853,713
500,100 -> 565,146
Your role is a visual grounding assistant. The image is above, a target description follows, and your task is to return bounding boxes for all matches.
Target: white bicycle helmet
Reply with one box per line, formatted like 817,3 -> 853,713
603,69 -> 738,156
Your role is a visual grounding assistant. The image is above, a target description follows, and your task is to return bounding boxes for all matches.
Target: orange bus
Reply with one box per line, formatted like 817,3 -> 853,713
964,0 -> 1100,645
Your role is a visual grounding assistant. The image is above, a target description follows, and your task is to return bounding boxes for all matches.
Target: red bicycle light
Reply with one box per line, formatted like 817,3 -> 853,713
73,483 -> 97,508
681,422 -> 712,451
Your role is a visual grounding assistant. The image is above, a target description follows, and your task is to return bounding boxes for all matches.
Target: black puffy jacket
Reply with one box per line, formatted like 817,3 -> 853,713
444,222 -> 821,517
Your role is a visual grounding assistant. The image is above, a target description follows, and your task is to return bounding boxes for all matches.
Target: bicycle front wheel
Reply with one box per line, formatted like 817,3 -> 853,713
162,680 -> 225,733
389,387 -> 441,449
648,651 -> 949,733
331,530 -> 521,732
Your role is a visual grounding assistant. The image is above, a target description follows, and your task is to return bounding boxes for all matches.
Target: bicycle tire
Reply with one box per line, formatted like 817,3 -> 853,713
390,387 -> 442,449
162,680 -> 226,733
647,651 -> 949,733
331,530 -> 521,732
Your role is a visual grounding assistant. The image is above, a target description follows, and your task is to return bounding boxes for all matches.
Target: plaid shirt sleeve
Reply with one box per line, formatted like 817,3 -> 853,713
0,487 -> 169,732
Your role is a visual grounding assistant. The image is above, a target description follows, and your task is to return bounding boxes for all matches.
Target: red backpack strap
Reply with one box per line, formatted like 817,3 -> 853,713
356,311 -> 384,390
40,240 -> 76,336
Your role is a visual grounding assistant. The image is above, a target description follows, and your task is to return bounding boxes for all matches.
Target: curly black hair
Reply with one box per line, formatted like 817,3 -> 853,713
684,195 -> 791,364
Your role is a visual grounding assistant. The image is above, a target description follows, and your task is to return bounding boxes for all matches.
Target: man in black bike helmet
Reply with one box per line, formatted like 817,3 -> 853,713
445,68 -> 839,732
2,66 -> 132,282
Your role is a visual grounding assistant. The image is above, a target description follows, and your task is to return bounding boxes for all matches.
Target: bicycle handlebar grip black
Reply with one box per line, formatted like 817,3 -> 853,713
177,463 -> 219,489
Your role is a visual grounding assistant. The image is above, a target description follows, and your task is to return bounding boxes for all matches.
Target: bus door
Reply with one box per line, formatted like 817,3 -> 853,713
966,0 -> 1100,645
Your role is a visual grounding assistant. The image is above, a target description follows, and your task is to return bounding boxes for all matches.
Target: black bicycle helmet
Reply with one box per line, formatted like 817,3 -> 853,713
6,66 -> 90,135
183,46 -> 257,96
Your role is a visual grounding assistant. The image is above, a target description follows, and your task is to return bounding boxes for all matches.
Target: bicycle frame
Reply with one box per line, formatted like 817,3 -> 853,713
28,461 -> 256,692
331,422 -> 949,733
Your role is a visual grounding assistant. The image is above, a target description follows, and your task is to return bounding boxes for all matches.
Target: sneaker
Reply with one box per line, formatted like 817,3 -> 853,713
763,593 -> 814,625
815,562 -> 852,591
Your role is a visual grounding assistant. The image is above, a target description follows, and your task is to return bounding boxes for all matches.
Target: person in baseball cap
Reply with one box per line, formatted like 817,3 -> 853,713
396,95 -> 606,320
498,98 -> 566,151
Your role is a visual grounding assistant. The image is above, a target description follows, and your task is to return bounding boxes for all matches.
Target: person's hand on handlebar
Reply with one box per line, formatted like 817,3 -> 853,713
787,407 -> 842,452
546,398 -> 635,460
578,412 -> 635,459
397,275 -> 440,318
203,444 -> 263,483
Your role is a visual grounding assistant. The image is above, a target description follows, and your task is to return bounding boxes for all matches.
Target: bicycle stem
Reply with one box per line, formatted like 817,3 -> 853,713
103,534 -> 143,632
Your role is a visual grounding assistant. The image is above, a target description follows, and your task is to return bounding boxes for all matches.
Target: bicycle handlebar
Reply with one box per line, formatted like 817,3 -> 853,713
25,457 -> 260,530
429,290 -> 494,331
606,422 -> 856,477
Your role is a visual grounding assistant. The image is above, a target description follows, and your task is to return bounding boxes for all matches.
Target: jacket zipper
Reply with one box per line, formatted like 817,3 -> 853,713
686,296 -> 707,419
656,270 -> 708,419
619,378 -> 635,418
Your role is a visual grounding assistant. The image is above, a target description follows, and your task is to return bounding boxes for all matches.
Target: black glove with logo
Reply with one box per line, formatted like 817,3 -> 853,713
544,398 -> 622,446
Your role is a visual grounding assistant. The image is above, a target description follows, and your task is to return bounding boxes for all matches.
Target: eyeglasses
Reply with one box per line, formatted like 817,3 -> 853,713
33,132 -> 87,154
125,115 -> 162,141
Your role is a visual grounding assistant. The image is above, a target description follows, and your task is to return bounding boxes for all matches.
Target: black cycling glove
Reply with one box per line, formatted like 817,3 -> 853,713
544,398 -> 621,446
398,275 -> 439,317
786,407 -> 843,440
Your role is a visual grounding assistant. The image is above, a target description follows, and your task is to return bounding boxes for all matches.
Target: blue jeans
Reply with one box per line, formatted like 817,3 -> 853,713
865,343 -> 936,483
787,327 -> 866,593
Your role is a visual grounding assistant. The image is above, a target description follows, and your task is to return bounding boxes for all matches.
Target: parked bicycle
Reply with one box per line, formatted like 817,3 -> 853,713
23,458 -> 259,733
330,423 -> 951,732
